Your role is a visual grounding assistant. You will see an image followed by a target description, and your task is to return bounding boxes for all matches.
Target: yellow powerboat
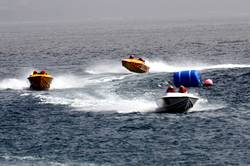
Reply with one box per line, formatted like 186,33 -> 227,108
28,70 -> 53,90
121,55 -> 150,73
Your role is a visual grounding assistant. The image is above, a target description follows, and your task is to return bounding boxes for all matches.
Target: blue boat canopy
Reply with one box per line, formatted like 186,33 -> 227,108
173,70 -> 202,87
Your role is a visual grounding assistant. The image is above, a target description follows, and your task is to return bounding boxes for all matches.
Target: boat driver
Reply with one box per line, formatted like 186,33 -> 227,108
33,70 -> 38,74
138,58 -> 145,62
40,70 -> 47,74
179,85 -> 188,93
129,54 -> 135,59
166,86 -> 176,93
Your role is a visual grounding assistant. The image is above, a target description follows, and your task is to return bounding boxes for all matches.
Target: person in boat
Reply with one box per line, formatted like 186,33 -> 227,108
138,57 -> 145,62
129,54 -> 135,59
40,70 -> 46,74
166,85 -> 176,93
32,70 -> 47,75
33,70 -> 38,74
179,85 -> 188,93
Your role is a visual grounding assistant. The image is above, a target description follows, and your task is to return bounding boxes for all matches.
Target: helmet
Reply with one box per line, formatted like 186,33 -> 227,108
40,70 -> 46,74
179,85 -> 187,93
33,70 -> 38,74
129,54 -> 135,58
166,85 -> 175,93
138,58 -> 145,62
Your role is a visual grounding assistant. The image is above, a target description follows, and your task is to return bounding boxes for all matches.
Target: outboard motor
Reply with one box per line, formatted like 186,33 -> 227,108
173,70 -> 202,87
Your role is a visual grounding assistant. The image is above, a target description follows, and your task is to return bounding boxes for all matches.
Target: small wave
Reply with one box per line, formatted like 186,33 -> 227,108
217,39 -> 248,44
0,78 -> 29,90
0,69 -> 38,90
36,94 -> 73,105
20,93 -> 30,96
50,75 -> 89,89
84,59 -> 250,74
51,74 -> 129,89
147,61 -> 250,73
201,64 -> 250,70
1,155 -> 100,166
1,155 -> 44,161
146,61 -> 186,73
71,96 -> 158,113
85,63 -> 129,74
190,97 -> 227,112
35,93 -> 157,113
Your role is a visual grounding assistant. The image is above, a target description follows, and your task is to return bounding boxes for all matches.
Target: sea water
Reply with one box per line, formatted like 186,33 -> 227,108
0,20 -> 250,165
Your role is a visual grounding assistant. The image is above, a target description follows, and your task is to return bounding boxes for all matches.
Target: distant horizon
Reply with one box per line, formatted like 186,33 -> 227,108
1,15 -> 250,25
1,0 -> 250,23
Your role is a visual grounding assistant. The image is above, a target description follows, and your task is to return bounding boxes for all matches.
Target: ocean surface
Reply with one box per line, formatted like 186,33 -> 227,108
0,20 -> 250,165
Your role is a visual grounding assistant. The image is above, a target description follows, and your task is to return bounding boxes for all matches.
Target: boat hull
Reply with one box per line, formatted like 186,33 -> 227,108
122,59 -> 149,73
28,74 -> 53,90
156,93 -> 198,113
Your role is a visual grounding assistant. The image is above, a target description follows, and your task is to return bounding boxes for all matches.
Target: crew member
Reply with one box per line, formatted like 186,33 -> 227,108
166,85 -> 176,93
129,54 -> 135,59
33,70 -> 38,74
40,70 -> 46,74
138,58 -> 145,62
179,85 -> 188,93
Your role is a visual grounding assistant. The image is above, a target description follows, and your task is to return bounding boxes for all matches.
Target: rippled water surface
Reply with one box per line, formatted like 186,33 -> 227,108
0,20 -> 250,165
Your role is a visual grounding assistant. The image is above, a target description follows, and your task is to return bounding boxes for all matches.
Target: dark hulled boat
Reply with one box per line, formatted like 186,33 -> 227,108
156,93 -> 198,113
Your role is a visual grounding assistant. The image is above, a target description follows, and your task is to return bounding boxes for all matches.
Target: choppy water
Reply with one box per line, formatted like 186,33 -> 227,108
0,20 -> 250,165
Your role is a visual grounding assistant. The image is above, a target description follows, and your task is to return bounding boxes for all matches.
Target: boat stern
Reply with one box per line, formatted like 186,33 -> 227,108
28,74 -> 53,90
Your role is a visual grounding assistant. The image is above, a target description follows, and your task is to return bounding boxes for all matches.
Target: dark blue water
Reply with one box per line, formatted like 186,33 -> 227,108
0,20 -> 250,165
